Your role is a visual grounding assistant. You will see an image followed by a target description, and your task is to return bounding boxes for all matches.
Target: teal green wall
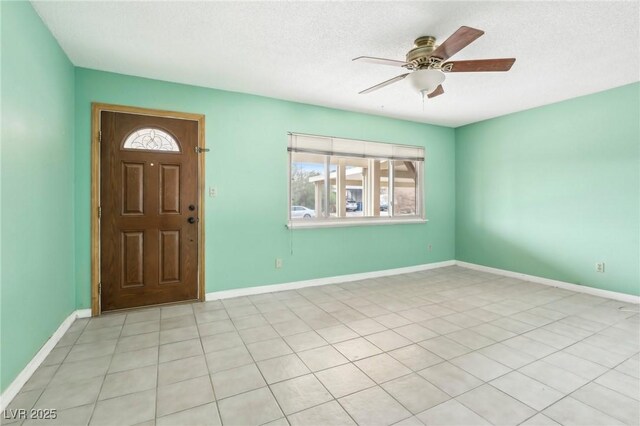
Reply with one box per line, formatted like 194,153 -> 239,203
74,69 -> 456,308
456,83 -> 640,296
1,2 -> 76,392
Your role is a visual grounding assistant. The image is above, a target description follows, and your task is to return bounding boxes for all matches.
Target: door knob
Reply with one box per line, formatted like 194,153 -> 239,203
188,217 -> 197,224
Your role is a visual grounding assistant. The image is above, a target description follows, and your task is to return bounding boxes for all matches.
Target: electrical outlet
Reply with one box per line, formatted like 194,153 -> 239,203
428,244 -> 432,252
275,258 -> 283,269
595,262 -> 605,273
209,187 -> 217,197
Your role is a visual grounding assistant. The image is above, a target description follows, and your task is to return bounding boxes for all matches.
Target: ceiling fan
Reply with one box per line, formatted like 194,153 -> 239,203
353,26 -> 516,98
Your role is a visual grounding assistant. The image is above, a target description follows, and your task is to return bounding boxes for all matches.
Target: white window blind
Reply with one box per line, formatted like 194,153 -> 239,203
288,133 -> 424,161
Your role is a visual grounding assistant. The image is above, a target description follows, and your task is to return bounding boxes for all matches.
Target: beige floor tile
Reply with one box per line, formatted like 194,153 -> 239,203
388,345 -> 443,371
108,346 -> 158,374
456,384 -> 536,426
519,413 -> 562,426
115,332 -> 159,353
159,325 -> 199,345
257,354 -> 310,384
271,374 -> 333,414
210,363 -> 266,399
491,371 -> 564,410
478,343 -> 536,369
416,399 -> 491,426
200,331 -> 244,352
355,353 -> 412,384
246,337 -> 293,361
49,355 -> 111,386
542,351 -> 608,380
158,354 -> 209,386
91,389 -> 156,426
316,325 -> 359,344
419,336 -> 472,360
206,345 -> 254,373
393,324 -> 437,343
232,313 -> 268,330
159,338 -> 203,363
284,331 -> 327,352
287,400 -> 356,426
65,340 -> 117,363
365,330 -> 412,352
315,363 -> 375,398
99,365 -> 157,400
297,345 -> 348,372
239,325 -> 281,343
339,386 -> 411,426
346,318 -> 387,336
418,362 -> 483,397
333,337 -> 382,361
34,377 -> 103,411
571,382 -> 640,425
197,319 -> 235,337
156,376 -> 215,417
450,352 -> 511,381
519,360 -> 589,394
595,369 -> 640,401
543,397 -> 625,426
382,373 -> 450,414
218,387 -> 283,426
156,402 -> 221,426
120,320 -> 159,337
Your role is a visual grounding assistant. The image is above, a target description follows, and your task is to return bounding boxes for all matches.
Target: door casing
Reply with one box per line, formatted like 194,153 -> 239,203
91,103 -> 206,316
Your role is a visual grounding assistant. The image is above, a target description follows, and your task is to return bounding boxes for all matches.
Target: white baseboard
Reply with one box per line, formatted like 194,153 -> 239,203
456,260 -> 640,304
0,309 -> 87,411
206,260 -> 456,301
76,309 -> 92,318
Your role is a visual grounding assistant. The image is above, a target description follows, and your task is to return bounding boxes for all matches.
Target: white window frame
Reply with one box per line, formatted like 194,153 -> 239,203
287,132 -> 427,229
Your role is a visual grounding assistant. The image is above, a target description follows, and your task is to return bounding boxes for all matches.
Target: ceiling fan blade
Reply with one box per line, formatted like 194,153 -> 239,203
428,85 -> 444,98
443,58 -> 516,72
430,26 -> 484,61
353,56 -> 408,67
359,73 -> 409,94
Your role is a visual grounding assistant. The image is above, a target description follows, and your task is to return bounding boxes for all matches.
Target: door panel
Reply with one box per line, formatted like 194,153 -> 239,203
159,230 -> 181,284
100,111 -> 199,311
121,231 -> 144,287
122,162 -> 145,215
160,164 -> 181,214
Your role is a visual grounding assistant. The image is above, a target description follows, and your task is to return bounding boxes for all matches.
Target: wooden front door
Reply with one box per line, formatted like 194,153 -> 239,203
100,111 -> 199,311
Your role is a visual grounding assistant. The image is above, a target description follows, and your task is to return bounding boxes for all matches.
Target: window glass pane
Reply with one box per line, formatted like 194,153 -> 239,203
329,156 -> 367,218
393,160 -> 418,216
379,160 -> 390,217
290,152 -> 325,220
123,128 -> 180,152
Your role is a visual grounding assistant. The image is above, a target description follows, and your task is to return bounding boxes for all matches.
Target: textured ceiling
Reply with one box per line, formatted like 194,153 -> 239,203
32,1 -> 639,127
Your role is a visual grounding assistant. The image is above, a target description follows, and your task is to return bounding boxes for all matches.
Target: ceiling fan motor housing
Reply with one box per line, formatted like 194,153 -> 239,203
406,36 -> 442,70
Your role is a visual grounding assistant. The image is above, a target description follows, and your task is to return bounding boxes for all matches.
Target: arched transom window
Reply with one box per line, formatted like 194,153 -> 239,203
123,128 -> 180,152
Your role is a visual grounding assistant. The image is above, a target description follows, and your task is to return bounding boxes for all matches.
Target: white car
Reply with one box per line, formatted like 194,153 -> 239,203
291,205 -> 316,219
346,199 -> 358,211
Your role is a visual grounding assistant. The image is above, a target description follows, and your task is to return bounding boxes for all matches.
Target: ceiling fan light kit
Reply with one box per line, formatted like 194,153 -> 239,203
353,26 -> 516,99
408,69 -> 446,95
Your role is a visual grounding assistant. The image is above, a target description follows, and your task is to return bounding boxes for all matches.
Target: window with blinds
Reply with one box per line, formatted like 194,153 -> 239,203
288,132 -> 425,227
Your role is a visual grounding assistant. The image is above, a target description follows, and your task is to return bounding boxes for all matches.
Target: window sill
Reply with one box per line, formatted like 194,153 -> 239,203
286,217 -> 428,229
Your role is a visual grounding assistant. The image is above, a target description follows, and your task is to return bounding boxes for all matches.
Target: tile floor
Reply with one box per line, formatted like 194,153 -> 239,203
3,266 -> 639,426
